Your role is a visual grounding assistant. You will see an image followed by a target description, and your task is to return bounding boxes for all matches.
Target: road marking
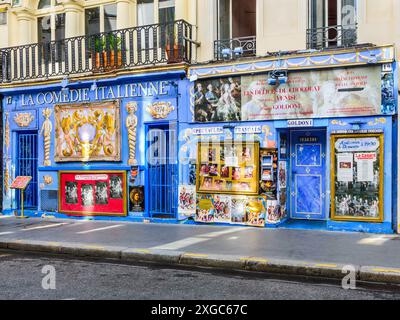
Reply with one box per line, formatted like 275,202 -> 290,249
0,215 -> 12,219
76,224 -> 124,234
22,223 -> 68,231
133,249 -> 151,254
314,263 -> 338,268
241,257 -> 268,263
183,253 -> 209,258
358,235 -> 396,246
0,232 -> 14,236
372,268 -> 400,274
151,227 -> 247,250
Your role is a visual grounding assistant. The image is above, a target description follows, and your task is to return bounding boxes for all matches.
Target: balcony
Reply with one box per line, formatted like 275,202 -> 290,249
307,24 -> 358,50
0,20 -> 195,84
214,36 -> 256,61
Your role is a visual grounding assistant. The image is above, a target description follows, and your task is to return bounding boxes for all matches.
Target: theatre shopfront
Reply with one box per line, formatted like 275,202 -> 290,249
178,45 -> 398,233
1,69 -> 190,221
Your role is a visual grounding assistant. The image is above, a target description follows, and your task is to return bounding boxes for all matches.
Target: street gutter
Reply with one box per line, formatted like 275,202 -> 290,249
0,239 -> 399,285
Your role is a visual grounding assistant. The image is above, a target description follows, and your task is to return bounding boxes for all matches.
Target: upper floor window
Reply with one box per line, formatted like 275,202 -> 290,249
217,0 -> 256,41
85,4 -> 117,36
137,0 -> 175,26
308,0 -> 357,49
0,12 -> 7,25
38,0 -> 51,9
37,13 -> 65,43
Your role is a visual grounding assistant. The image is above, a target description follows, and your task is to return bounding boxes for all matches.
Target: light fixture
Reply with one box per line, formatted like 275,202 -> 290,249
221,48 -> 232,60
267,70 -> 288,86
61,76 -> 69,93
233,46 -> 243,58
367,53 -> 378,64
90,80 -> 98,91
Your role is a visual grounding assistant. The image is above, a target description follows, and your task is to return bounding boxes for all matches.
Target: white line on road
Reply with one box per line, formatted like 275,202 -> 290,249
0,215 -> 12,219
0,232 -> 14,236
151,227 -> 247,250
76,224 -> 124,234
22,223 -> 69,231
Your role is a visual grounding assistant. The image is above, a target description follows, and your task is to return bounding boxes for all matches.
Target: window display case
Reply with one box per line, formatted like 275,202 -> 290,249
331,134 -> 384,222
196,141 -> 260,195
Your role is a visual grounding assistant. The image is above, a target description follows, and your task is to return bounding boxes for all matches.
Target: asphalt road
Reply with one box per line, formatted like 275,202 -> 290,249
0,251 -> 399,300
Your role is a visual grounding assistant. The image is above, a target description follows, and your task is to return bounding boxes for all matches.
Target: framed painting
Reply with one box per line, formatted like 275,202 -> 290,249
54,101 -> 121,162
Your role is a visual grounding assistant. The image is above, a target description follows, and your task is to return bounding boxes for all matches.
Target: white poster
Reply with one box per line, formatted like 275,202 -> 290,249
337,153 -> 354,182
355,153 -> 377,182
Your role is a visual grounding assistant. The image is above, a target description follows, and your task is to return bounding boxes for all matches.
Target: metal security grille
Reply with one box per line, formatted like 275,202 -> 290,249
40,190 -> 58,212
147,124 -> 178,218
17,132 -> 38,209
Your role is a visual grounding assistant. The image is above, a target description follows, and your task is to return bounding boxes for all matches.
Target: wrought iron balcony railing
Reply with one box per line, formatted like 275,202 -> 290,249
0,20 -> 195,84
214,36 -> 256,61
307,24 -> 357,50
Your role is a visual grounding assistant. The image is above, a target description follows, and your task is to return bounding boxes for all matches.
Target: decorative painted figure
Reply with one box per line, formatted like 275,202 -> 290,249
126,102 -> 138,166
40,108 -> 53,166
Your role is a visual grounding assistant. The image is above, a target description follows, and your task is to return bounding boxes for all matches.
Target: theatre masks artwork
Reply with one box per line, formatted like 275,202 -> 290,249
55,102 -> 121,162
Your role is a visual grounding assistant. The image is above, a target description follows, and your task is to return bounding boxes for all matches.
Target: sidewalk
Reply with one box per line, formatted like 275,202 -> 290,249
1,215 -> 400,284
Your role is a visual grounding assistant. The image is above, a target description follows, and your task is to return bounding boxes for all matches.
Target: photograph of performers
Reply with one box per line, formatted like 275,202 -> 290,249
81,184 -> 94,207
95,182 -> 108,205
110,176 -> 123,199
65,182 -> 78,204
194,77 -> 242,122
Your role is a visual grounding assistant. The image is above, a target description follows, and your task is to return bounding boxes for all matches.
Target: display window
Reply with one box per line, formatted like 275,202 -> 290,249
331,134 -> 384,222
196,141 -> 260,195
59,171 -> 127,216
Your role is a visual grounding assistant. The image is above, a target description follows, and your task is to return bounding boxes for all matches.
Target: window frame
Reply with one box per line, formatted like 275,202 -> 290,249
84,2 -> 118,35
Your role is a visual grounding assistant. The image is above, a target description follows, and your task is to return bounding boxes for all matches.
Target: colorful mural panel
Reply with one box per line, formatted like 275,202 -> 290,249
54,101 -> 121,162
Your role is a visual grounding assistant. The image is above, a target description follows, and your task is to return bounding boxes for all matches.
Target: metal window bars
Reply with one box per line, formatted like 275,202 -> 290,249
214,36 -> 256,61
307,24 -> 358,50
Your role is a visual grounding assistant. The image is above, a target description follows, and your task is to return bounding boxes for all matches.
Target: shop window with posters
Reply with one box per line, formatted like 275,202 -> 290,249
331,134 -> 384,222
195,141 -> 266,227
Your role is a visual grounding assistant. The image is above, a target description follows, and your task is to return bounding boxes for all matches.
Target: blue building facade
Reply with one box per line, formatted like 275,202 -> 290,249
1,45 -> 398,234
1,67 -> 191,223
177,45 -> 398,234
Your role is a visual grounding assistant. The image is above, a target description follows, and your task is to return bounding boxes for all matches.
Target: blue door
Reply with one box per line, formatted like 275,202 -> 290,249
290,130 -> 326,220
146,123 -> 178,218
16,132 -> 38,209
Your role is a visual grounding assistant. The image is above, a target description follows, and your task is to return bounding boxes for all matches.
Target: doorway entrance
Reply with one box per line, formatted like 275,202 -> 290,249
16,131 -> 38,210
146,123 -> 178,218
290,130 -> 326,220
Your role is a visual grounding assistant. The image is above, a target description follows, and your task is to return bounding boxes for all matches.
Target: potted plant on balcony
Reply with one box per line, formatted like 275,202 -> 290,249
165,33 -> 182,64
94,34 -> 123,71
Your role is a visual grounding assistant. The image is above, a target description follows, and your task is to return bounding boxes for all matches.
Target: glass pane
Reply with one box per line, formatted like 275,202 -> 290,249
38,0 -> 51,9
309,0 -> 325,29
38,15 -> 52,43
85,7 -> 100,36
341,0 -> 356,24
104,4 -> 117,32
55,13 -> 65,41
232,0 -> 256,38
138,0 -> 154,26
159,0 -> 175,24
0,12 -> 7,25
218,0 -> 230,40
333,136 -> 381,220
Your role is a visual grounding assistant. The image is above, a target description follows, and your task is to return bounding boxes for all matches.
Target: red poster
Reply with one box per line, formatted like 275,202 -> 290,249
59,171 -> 127,216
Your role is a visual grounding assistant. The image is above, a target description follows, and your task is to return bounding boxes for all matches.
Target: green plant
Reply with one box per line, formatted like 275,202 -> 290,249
93,34 -> 122,53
